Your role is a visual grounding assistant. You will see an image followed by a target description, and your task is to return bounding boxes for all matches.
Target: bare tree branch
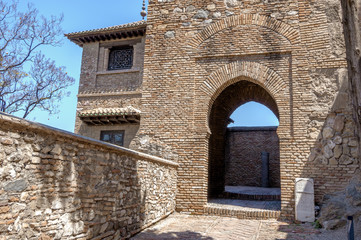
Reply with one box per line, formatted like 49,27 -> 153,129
0,0 -> 74,118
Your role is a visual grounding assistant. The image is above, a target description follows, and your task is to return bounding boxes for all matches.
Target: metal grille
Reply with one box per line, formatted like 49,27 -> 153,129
108,47 -> 133,70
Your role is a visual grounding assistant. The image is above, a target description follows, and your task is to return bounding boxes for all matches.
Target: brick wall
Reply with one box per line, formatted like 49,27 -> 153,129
0,113 -> 177,239
225,127 -> 280,188
70,0 -> 361,220
208,81 -> 279,196
136,0 -> 360,219
78,37 -> 145,93
74,37 -> 145,140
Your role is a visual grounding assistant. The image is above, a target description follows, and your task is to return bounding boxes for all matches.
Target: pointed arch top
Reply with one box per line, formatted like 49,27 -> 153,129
201,61 -> 287,100
189,13 -> 300,48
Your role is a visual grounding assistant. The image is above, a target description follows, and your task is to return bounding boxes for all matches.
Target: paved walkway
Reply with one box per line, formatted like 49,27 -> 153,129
132,213 -> 348,240
208,198 -> 280,211
225,186 -> 281,196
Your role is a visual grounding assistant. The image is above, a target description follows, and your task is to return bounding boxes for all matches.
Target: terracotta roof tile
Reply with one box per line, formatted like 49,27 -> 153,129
79,106 -> 141,117
65,20 -> 147,37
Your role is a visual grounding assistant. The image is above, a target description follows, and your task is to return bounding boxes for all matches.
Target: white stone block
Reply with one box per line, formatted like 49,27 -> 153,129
295,178 -> 315,222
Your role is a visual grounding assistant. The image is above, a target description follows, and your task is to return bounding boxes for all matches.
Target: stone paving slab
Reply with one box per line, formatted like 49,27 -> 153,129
208,198 -> 281,211
131,213 -> 352,240
225,186 -> 281,196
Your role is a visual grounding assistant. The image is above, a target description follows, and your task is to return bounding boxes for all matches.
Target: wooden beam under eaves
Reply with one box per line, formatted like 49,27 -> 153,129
127,117 -> 140,123
108,117 -> 122,124
117,116 -> 129,123
89,36 -> 96,42
81,117 -> 95,125
99,117 -> 111,125
91,117 -> 104,125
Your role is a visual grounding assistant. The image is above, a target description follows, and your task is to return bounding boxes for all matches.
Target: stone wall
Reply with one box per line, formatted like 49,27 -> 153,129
0,113 -> 177,239
225,127 -> 280,188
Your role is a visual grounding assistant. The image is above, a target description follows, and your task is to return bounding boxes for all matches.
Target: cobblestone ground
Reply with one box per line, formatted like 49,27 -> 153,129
131,213 -> 351,240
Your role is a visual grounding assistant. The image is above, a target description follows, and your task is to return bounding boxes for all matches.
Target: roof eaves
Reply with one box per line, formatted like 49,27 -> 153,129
65,20 -> 147,38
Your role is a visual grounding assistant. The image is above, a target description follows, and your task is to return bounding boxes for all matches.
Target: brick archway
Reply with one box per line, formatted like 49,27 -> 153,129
207,80 -> 281,197
198,61 -> 288,133
189,13 -> 300,48
201,61 -> 286,100
192,61 -> 291,204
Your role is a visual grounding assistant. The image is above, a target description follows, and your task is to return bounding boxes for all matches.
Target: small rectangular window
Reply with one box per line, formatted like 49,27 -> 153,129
100,130 -> 124,146
108,46 -> 133,70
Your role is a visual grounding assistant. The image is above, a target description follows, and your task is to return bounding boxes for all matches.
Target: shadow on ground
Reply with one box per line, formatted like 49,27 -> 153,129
275,223 -> 322,240
132,230 -> 214,240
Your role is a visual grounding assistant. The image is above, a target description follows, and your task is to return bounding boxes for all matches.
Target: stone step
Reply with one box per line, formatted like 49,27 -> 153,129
205,205 -> 281,220
221,191 -> 281,201
205,199 -> 281,220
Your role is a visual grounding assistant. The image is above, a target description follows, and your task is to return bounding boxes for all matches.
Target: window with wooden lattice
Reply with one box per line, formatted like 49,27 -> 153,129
108,46 -> 133,70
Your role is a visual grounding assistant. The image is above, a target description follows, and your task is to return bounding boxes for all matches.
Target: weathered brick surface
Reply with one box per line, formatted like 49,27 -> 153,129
71,0 -> 360,220
0,113 -> 177,239
225,127 -> 280,188
74,37 -> 145,138
134,0 -> 358,219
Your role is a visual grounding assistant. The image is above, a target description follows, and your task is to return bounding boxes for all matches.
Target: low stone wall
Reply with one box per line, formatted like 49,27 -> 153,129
0,113 -> 178,239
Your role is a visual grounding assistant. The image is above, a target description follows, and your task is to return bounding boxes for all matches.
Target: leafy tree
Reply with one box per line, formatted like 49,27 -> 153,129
0,0 -> 74,118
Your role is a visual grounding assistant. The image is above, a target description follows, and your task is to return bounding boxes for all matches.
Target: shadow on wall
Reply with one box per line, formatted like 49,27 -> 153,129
0,113 -> 177,239
285,66 -> 361,229
45,144 -> 144,238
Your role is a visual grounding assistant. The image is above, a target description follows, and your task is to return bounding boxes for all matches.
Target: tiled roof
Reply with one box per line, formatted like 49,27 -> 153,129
78,106 -> 141,117
66,20 -> 147,37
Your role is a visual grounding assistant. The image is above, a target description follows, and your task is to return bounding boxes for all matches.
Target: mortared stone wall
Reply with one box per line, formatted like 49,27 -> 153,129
0,113 -> 177,239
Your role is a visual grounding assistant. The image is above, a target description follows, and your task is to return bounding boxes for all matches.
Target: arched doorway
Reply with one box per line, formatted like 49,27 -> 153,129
208,80 -> 280,199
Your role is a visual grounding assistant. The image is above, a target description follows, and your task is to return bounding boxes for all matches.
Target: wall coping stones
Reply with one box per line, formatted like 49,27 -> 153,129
0,112 -> 178,168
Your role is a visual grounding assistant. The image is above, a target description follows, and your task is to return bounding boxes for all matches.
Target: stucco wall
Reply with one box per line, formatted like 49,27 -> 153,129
0,113 -> 177,239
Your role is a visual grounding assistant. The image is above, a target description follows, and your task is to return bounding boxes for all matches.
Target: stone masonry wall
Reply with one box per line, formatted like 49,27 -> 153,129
225,127 -> 280,188
0,113 -> 177,239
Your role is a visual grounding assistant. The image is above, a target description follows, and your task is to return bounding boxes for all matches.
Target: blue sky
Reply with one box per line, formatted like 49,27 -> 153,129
16,0 -> 147,131
16,1 -> 278,132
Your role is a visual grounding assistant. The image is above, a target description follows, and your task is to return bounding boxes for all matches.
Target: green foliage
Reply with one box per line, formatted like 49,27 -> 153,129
312,220 -> 322,229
